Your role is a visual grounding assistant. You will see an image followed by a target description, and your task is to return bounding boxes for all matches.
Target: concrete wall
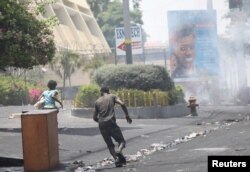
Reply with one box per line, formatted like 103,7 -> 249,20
71,104 -> 190,119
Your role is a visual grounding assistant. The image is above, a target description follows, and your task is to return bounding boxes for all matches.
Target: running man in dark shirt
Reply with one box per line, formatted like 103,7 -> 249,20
93,86 -> 132,167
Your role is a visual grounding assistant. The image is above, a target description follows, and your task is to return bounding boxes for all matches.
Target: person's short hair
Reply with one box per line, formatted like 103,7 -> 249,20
100,86 -> 110,94
47,80 -> 57,90
171,23 -> 195,42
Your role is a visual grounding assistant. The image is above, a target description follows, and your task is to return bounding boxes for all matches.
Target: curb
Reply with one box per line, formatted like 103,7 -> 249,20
71,104 -> 189,119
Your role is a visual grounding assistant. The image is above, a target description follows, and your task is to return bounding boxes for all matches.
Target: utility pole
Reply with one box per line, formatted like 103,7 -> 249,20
123,0 -> 133,64
207,0 -> 213,9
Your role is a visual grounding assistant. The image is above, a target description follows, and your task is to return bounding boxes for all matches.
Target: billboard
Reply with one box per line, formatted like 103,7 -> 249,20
168,10 -> 219,82
115,26 -> 142,56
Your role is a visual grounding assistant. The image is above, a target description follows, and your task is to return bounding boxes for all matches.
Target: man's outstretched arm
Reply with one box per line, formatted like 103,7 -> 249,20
115,98 -> 132,124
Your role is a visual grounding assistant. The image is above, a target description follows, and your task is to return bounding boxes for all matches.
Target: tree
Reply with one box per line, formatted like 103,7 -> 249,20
87,0 -> 110,19
0,0 -> 56,70
50,50 -> 82,98
82,55 -> 105,76
87,0 -> 144,47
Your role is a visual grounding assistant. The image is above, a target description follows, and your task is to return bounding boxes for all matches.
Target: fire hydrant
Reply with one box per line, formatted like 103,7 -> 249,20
187,96 -> 199,116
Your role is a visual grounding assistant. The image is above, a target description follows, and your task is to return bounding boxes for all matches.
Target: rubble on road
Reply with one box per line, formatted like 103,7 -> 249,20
64,112 -> 249,172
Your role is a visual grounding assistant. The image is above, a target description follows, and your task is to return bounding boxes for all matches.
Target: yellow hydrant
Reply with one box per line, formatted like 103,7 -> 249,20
187,96 -> 199,116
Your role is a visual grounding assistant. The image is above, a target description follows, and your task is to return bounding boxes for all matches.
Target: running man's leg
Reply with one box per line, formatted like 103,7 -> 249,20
99,122 -> 117,159
110,122 -> 126,153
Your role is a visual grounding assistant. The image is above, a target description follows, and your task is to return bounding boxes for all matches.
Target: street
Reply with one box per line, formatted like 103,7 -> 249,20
104,110 -> 250,172
0,105 -> 250,172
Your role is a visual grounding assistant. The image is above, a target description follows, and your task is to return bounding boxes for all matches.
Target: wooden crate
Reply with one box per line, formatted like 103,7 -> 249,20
21,109 -> 59,171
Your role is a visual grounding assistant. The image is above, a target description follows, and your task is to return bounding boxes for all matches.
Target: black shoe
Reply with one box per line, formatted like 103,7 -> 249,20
116,152 -> 126,165
115,158 -> 122,167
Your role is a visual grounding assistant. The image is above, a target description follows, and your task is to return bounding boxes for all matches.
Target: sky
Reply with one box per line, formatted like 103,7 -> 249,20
140,0 -> 230,43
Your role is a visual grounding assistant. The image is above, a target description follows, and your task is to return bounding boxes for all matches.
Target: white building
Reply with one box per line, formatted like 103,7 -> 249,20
43,0 -> 110,54
28,0 -> 112,87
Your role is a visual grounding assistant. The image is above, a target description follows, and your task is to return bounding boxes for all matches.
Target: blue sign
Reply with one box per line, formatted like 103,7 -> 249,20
168,10 -> 219,80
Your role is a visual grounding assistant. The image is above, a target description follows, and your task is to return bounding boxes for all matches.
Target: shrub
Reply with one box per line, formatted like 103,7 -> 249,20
74,85 -> 100,108
175,85 -> 185,103
114,89 -> 168,107
74,84 -> 185,108
29,89 -> 43,104
0,76 -> 45,105
168,85 -> 185,105
74,85 -> 169,108
92,65 -> 174,91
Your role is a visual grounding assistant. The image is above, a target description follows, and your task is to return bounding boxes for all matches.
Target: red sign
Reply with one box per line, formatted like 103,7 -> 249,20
117,42 -> 126,51
117,41 -> 142,51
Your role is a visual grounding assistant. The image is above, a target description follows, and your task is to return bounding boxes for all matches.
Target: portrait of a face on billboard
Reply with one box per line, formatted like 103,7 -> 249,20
168,10 -> 219,81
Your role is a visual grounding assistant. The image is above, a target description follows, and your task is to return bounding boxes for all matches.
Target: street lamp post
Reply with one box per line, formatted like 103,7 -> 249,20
123,0 -> 133,64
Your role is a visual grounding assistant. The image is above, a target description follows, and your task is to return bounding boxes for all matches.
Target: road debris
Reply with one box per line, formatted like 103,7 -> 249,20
65,116 -> 245,171
124,167 -> 137,171
140,134 -> 150,138
235,147 -> 247,151
8,113 -> 22,119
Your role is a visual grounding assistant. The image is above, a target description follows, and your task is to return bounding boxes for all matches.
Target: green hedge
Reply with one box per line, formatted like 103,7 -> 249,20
74,85 -> 184,108
92,65 -> 174,91
114,89 -> 168,107
74,85 -> 100,108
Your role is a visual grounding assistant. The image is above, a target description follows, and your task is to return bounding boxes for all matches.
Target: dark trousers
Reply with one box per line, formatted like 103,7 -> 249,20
99,120 -> 125,149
